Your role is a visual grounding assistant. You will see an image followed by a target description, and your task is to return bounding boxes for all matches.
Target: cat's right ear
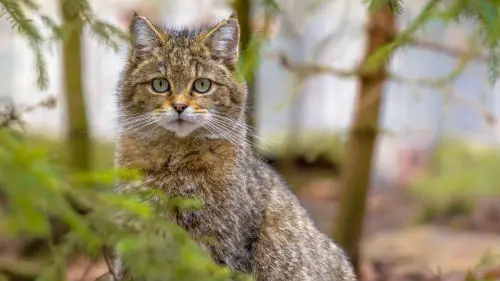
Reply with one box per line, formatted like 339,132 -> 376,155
129,13 -> 165,60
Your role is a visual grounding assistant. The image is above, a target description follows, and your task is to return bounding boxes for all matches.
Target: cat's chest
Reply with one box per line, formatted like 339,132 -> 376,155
145,169 -> 229,199
145,172 -> 234,231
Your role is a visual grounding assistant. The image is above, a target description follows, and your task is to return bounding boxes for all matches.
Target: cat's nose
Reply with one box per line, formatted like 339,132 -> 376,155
173,103 -> 188,114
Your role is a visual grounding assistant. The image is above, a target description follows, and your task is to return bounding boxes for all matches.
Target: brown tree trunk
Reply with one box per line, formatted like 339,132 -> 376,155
332,4 -> 395,275
60,0 -> 91,173
232,0 -> 256,148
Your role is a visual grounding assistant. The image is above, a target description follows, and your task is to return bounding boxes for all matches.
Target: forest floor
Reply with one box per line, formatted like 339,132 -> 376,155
64,171 -> 500,281
297,175 -> 500,281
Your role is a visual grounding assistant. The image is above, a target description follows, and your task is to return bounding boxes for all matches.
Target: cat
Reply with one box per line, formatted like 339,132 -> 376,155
113,12 -> 357,281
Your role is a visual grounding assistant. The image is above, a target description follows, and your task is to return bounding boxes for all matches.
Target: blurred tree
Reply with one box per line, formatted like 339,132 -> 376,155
233,0 -> 277,150
59,0 -> 90,174
0,0 -> 128,173
332,3 -> 395,274
332,0 -> 500,275
232,0 -> 256,147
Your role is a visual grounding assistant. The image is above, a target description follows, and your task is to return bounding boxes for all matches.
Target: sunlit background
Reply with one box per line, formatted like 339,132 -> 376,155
1,0 -> 500,280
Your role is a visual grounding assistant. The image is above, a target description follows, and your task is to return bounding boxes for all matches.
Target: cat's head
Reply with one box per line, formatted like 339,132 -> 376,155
119,13 -> 246,139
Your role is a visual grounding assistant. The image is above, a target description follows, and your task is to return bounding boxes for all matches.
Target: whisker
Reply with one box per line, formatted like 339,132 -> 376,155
208,114 -> 274,147
205,119 -> 264,150
204,121 -> 243,148
120,118 -> 151,128
121,119 -> 151,131
121,116 -> 157,133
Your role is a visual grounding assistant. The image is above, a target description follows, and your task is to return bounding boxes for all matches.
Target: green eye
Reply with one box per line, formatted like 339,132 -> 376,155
151,78 -> 170,93
193,78 -> 212,93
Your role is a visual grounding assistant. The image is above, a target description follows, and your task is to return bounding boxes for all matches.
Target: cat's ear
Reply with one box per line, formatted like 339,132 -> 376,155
202,14 -> 240,65
129,13 -> 165,59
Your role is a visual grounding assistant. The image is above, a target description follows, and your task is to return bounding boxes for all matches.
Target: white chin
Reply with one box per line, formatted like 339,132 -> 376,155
160,120 -> 200,138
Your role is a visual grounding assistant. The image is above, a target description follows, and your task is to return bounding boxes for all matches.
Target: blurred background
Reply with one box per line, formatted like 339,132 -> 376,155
1,0 -> 500,280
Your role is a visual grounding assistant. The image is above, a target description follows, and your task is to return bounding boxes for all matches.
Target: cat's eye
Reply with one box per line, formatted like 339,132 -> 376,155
193,78 -> 212,94
151,78 -> 170,93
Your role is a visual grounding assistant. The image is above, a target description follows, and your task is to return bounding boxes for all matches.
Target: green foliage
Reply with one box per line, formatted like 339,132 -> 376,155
465,250 -> 500,281
0,128 -> 253,281
364,0 -> 441,73
436,0 -> 500,83
412,140 -> 500,199
0,0 -> 129,90
362,0 -> 500,83
235,0 -> 278,83
0,0 -> 47,89
416,197 -> 473,224
260,0 -> 280,13
238,32 -> 268,82
411,139 -> 500,223
22,134 -> 115,170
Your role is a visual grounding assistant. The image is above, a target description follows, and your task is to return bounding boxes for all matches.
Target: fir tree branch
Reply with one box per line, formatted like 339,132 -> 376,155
0,257 -> 47,279
39,14 -> 63,41
87,19 -> 130,52
18,0 -> 39,11
1,0 -> 130,90
0,0 -> 48,89
364,0 -> 441,72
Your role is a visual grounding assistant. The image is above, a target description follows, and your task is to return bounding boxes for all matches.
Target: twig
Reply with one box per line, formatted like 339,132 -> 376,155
367,11 -> 488,61
271,50 -> 496,126
442,85 -> 496,125
0,103 -> 22,128
78,257 -> 94,281
389,49 -> 472,88
0,96 -> 56,129
372,21 -> 488,62
103,249 -> 118,281
268,52 -> 360,77
0,257 -> 46,278
409,37 -> 488,61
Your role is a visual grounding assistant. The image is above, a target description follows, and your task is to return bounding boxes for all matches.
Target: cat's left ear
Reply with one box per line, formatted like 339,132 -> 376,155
202,14 -> 240,65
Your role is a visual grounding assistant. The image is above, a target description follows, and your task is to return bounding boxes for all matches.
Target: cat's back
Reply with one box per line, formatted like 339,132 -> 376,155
236,155 -> 356,281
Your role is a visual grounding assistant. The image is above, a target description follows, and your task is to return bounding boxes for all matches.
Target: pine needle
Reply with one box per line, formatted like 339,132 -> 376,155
0,0 -> 48,89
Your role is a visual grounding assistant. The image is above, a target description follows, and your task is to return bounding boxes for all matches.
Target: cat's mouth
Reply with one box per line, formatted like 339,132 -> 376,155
173,119 -> 187,124
159,117 -> 201,137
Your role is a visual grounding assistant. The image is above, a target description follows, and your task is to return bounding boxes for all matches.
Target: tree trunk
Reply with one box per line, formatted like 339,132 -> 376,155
232,0 -> 256,148
332,4 -> 395,275
60,0 -> 91,173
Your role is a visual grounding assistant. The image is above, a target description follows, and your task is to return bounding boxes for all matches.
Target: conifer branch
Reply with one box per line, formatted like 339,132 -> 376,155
0,0 -> 48,89
0,0 -> 130,90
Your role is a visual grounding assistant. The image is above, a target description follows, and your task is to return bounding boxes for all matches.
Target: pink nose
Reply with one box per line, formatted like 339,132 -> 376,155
173,103 -> 187,114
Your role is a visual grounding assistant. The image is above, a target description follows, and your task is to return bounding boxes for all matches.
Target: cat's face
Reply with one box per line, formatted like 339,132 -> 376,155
119,14 -> 246,138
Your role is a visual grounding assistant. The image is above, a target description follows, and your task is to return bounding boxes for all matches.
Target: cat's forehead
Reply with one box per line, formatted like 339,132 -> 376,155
162,26 -> 207,38
154,41 -> 208,67
150,31 -> 207,60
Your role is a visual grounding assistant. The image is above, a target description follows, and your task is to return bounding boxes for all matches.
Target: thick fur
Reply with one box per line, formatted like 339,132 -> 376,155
114,14 -> 357,281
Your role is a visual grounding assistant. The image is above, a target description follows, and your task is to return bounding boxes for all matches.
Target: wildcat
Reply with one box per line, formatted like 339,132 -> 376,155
114,12 -> 357,281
